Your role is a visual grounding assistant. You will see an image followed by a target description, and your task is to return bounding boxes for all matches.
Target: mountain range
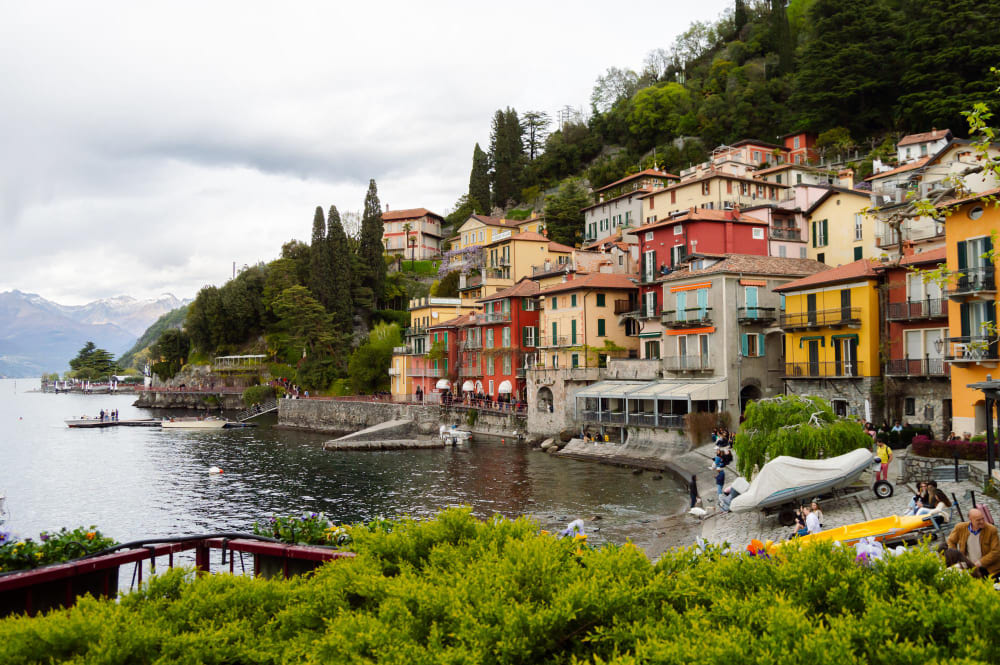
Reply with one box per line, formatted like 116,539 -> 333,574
0,291 -> 189,378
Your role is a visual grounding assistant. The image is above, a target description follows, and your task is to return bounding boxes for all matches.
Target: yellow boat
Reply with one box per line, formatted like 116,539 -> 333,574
796,514 -> 932,547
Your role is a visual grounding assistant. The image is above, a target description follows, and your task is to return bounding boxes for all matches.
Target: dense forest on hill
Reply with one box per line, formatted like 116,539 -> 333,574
457,0 -> 1000,243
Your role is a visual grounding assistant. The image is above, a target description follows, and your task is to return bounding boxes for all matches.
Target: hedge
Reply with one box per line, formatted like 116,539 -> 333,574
911,435 -> 990,461
2,508 -> 999,663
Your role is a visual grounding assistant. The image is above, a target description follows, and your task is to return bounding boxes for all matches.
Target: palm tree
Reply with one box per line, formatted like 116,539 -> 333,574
403,222 -> 414,268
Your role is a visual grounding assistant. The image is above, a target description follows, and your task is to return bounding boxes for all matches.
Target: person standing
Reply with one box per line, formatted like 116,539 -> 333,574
875,439 -> 893,482
715,467 -> 725,501
689,474 -> 700,509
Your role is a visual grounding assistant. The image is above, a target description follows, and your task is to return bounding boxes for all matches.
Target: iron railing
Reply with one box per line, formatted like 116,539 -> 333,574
662,355 -> 713,371
783,360 -> 865,378
779,307 -> 861,328
737,306 -> 777,323
943,336 -> 1000,362
886,299 -> 946,320
885,358 -> 949,377
770,227 -> 802,240
661,308 -> 713,327
947,266 -> 996,297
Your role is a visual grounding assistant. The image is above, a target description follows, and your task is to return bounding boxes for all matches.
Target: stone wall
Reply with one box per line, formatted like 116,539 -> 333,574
885,377 -> 951,439
783,377 -> 879,421
133,391 -> 244,410
902,453 -> 990,487
525,369 -> 599,436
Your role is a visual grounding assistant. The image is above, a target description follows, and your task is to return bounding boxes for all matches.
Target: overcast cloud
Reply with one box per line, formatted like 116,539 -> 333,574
0,0 -> 732,305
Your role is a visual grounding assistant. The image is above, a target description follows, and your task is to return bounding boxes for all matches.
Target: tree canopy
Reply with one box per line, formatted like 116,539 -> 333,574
68,342 -> 119,380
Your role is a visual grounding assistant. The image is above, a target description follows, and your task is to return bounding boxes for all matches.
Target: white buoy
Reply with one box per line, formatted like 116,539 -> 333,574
209,466 -> 223,474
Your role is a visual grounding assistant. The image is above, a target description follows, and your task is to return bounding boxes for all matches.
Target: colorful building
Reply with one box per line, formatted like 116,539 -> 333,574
779,131 -> 818,165
464,231 -> 574,302
640,174 -> 790,223
381,208 -> 444,260
774,259 -> 881,419
804,187 -> 873,266
592,168 -> 678,203
942,191 -> 1000,437
390,297 -> 478,399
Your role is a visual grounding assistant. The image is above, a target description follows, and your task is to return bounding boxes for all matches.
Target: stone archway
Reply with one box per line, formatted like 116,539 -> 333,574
537,386 -> 554,414
740,383 -> 762,415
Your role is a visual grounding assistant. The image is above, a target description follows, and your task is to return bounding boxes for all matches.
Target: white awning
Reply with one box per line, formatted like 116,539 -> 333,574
436,379 -> 452,390
462,380 -> 475,392
497,380 -> 513,394
578,379 -> 728,402
575,381 -> 649,399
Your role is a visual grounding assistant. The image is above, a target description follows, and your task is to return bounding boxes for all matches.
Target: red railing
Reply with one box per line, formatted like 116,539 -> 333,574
135,386 -> 246,394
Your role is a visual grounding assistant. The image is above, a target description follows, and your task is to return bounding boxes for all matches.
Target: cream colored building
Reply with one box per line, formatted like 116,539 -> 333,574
804,187 -> 874,266
461,232 -> 575,302
390,297 -> 478,399
641,173 -> 791,224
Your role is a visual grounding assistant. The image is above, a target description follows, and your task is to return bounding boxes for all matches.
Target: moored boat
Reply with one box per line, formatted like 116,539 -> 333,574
161,417 -> 229,430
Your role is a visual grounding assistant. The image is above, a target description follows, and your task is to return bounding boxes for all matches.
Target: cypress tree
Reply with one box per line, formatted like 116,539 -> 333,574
358,179 -> 386,310
468,143 -> 491,214
489,107 -> 525,209
326,204 -> 354,332
308,206 -> 334,310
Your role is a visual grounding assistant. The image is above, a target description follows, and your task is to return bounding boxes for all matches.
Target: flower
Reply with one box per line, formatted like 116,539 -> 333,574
35,552 -> 44,560
85,531 -> 96,541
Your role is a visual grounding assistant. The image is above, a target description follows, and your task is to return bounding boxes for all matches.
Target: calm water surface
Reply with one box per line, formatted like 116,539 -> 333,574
0,379 -> 686,550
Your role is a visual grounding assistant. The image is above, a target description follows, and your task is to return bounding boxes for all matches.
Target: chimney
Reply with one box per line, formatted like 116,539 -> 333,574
385,204 -> 389,212
902,240 -> 915,257
837,168 -> 854,189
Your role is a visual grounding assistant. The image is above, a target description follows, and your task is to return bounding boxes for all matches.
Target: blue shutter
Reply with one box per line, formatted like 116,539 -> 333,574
758,333 -> 765,357
676,291 -> 686,320
697,289 -> 708,317
741,334 -> 749,357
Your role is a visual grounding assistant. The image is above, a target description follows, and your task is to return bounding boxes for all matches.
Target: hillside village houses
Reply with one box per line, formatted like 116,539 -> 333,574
381,208 -> 445,260
388,126 -> 1000,442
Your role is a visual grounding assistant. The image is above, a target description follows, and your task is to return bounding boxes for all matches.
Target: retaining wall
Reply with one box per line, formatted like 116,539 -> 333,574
133,392 -> 244,410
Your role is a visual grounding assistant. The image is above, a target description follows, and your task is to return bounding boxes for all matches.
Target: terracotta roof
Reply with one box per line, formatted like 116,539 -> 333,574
658,254 -> 829,283
594,169 -> 679,193
429,313 -> 474,329
539,272 -> 637,295
935,186 -> 1000,209
865,157 -> 930,181
547,240 -> 575,253
752,163 -> 828,177
899,246 -> 946,266
475,278 -> 540,303
773,258 -> 879,292
897,129 -> 952,147
639,208 -> 766,233
729,138 -> 785,151
382,207 -> 443,221
461,214 -> 517,228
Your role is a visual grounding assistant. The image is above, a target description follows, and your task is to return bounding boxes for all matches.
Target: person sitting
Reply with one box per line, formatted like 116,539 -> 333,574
904,482 -> 928,516
791,506 -> 810,538
916,480 -> 951,530
943,508 -> 1000,580
805,505 -> 822,534
810,500 -> 824,529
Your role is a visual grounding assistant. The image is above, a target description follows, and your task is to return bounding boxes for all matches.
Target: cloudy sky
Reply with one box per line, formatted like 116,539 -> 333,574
0,1 -> 732,305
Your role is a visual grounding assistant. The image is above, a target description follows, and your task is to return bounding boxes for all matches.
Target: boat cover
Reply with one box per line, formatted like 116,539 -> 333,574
729,448 -> 874,512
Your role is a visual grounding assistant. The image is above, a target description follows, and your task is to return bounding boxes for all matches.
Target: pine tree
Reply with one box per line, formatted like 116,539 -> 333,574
488,108 -> 525,210
308,206 -> 334,310
769,0 -> 793,75
468,143 -> 491,214
734,0 -> 749,36
326,204 -> 354,333
358,179 -> 386,310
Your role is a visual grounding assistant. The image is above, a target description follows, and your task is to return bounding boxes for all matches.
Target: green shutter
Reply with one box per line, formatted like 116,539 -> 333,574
957,240 -> 968,272
812,221 -> 816,248
552,321 -> 557,343
571,294 -> 577,307
741,334 -> 749,357
597,319 -> 606,336
984,235 -> 994,262
551,297 -> 557,310
571,319 -> 577,344
596,293 -> 606,306
960,303 -> 970,337
758,333 -> 765,357
822,219 -> 828,246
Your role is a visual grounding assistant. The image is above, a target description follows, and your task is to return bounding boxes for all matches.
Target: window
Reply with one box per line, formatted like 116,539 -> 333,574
812,219 -> 828,247
550,297 -> 557,310
478,231 -> 484,242
752,228 -> 764,240
522,326 -> 537,347
904,397 -> 916,416
488,379 -> 494,395
644,340 -> 660,359
796,174 -> 802,184
853,246 -> 863,261
571,353 -> 579,368
571,294 -> 577,307
670,245 -> 684,266
752,150 -> 761,162
742,333 -> 765,358
779,245 -> 787,258
596,293 -> 606,307
502,354 -> 511,374
643,249 -> 656,282
502,327 -> 511,348
794,136 -> 801,149
701,181 -> 710,195
486,329 -> 494,347
799,246 -> 807,258
487,356 -> 494,374
670,190 -> 676,204
644,290 -> 658,317
551,354 -> 559,368
674,224 -> 683,235
597,319 -> 606,337
645,231 -> 653,241
776,174 -> 782,184
920,144 -> 927,156
854,214 -> 863,240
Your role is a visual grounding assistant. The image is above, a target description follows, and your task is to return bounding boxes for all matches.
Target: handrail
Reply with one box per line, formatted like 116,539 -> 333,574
778,307 -> 861,328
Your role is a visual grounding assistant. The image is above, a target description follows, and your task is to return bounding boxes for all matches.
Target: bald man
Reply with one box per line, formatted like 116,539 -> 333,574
945,508 -> 1000,579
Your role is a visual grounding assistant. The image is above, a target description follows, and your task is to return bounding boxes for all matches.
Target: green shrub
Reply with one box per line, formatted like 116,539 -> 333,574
2,509 -> 999,663
466,408 -> 478,428
241,384 -> 275,406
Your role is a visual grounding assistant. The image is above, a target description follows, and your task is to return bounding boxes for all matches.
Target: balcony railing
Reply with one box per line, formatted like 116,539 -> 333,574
537,335 -> 573,348
404,326 -> 427,337
662,355 -> 713,372
580,411 -> 686,428
946,266 -> 996,299
943,336 -> 1000,363
459,275 -> 483,290
392,345 -> 411,355
480,312 -> 511,324
614,299 -> 635,315
887,299 -> 946,320
779,307 -> 861,329
459,339 -> 482,350
661,308 -> 713,328
459,367 -> 480,377
783,361 -> 865,378
770,227 -> 802,241
407,368 -> 442,378
737,307 -> 777,324
885,358 -> 949,377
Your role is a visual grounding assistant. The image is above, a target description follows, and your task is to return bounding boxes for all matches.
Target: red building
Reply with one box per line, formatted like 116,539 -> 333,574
459,278 -> 540,401
780,131 -> 819,165
418,314 -> 472,397
881,247 -> 951,430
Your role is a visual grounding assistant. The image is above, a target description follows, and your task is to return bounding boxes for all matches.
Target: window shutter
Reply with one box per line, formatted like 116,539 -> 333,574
522,326 -> 528,347
741,334 -> 749,357
812,221 -> 816,248
960,303 -> 970,337
957,240 -> 968,272
984,235 -> 994,259
758,333 -> 765,357
552,321 -> 558,344
822,219 -> 828,245
598,319 -> 606,336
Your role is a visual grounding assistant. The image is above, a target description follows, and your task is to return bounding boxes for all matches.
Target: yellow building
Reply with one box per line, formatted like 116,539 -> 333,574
640,173 -> 789,224
453,215 -> 523,251
390,296 -> 478,398
774,259 -> 881,418
942,191 -> 1000,436
462,231 -> 574,302
535,273 -> 638,370
514,215 -> 546,235
804,187 -> 874,266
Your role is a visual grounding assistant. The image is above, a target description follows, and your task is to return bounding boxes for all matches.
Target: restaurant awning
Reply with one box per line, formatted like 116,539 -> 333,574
461,380 -> 475,392
574,381 -> 651,399
578,379 -> 728,402
497,380 -> 513,394
436,379 -> 452,390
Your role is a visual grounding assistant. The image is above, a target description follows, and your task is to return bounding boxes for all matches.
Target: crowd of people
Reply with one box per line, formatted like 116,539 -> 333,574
97,408 -> 119,422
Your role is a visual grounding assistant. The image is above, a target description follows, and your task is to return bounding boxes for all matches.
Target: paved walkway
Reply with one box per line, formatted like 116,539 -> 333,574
558,440 -> 1000,558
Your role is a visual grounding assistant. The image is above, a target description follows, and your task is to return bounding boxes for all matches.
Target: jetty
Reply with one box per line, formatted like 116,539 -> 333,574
64,418 -> 161,429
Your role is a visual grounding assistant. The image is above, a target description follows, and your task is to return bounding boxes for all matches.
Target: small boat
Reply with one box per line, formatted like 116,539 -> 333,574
795,514 -> 934,547
440,425 -> 472,445
161,417 -> 229,430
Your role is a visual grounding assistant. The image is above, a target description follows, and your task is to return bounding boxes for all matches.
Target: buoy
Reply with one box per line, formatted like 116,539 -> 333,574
501,438 -> 505,445
209,466 -> 223,474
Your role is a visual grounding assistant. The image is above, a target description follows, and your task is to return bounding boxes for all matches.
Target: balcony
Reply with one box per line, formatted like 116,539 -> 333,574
885,358 -> 949,377
637,304 -> 661,319
392,345 -> 411,355
480,312 -> 511,324
532,260 -> 572,276
946,266 -> 996,301
770,227 -> 802,241
537,335 -> 573,348
783,361 -> 864,378
460,338 -> 482,350
661,308 -> 713,328
614,299 -> 636,315
737,307 -> 777,324
943,336 -> 1000,364
459,367 -> 480,377
458,274 -> 483,291
779,307 -> 861,330
387,368 -> 400,376
407,368 -> 442,378
404,326 -> 427,337
662,355 -> 713,372
886,299 -> 946,320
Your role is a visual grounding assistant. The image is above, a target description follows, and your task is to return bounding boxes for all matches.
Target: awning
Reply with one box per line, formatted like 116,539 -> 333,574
575,381 -> 650,399
497,380 -> 513,394
620,379 -> 728,402
462,380 -> 475,392
436,379 -> 452,390
638,331 -> 662,338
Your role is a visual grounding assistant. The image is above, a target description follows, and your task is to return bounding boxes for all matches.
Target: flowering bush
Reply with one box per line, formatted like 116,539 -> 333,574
911,435 -> 988,460
0,526 -> 117,573
253,513 -> 357,547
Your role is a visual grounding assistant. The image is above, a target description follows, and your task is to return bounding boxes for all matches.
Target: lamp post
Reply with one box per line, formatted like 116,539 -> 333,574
968,374 -> 1000,477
